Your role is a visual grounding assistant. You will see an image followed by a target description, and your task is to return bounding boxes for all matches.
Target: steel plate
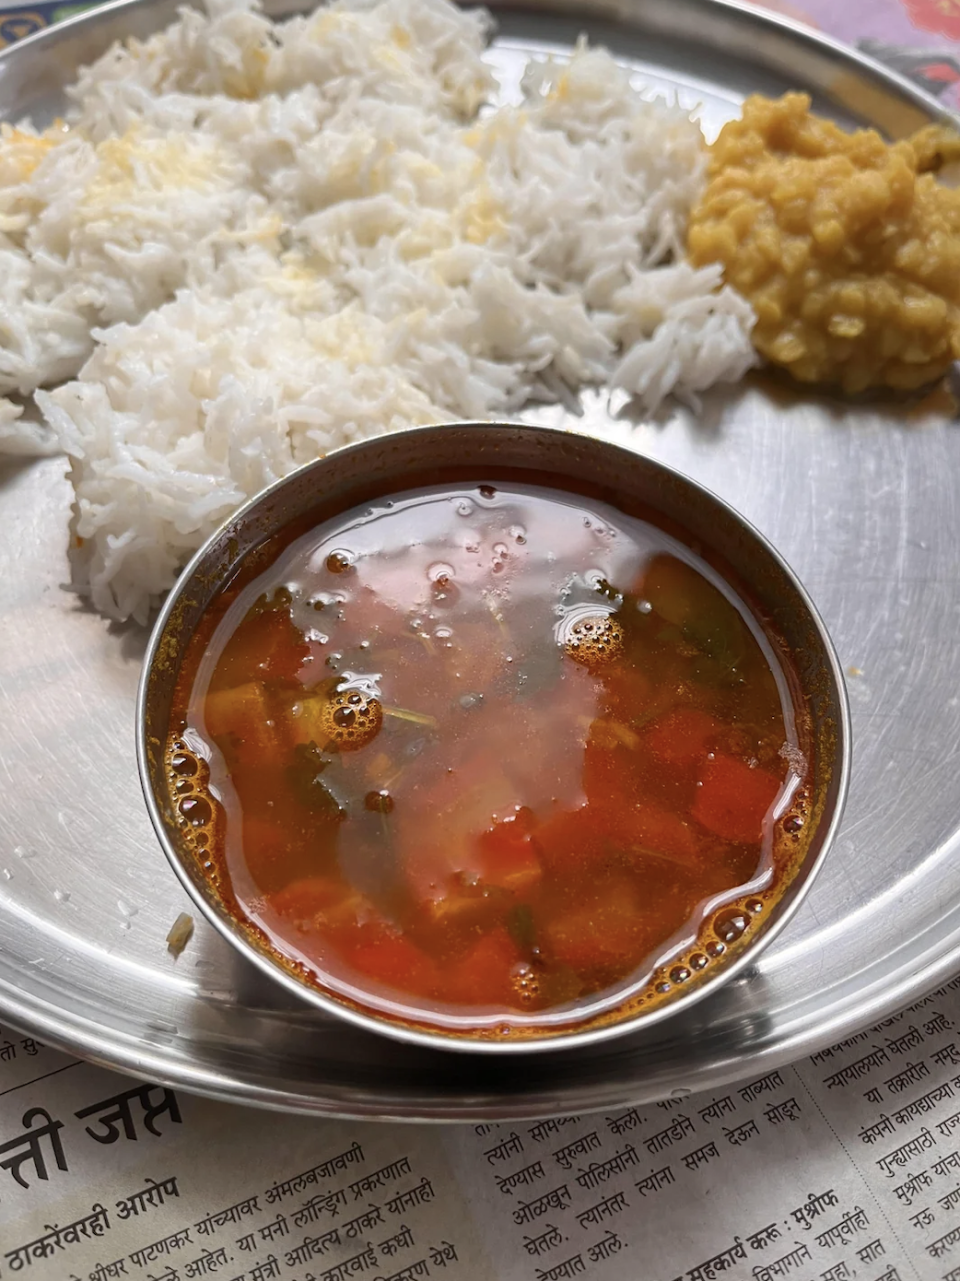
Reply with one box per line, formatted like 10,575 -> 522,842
0,0 -> 957,1120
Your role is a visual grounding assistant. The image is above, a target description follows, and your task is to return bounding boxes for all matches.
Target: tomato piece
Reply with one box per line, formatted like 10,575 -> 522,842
346,932 -> 440,998
534,804 -> 619,875
582,736 -> 645,812
225,762 -> 290,818
601,666 -> 654,716
541,885 -> 648,972
535,800 -> 697,873
442,928 -> 524,1006
238,814 -> 300,892
618,803 -> 699,866
211,606 -> 309,690
473,814 -> 542,895
692,754 -> 782,844
239,803 -> 341,891
643,708 -> 720,766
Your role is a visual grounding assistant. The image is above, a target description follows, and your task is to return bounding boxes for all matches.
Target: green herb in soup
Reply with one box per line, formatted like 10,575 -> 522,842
168,482 -> 808,1028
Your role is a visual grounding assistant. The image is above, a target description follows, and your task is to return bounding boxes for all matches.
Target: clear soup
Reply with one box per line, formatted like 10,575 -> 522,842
167,480 -> 810,1037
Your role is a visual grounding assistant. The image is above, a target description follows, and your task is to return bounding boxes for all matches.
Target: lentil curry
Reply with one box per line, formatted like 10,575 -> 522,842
688,92 -> 960,394
166,480 -> 811,1036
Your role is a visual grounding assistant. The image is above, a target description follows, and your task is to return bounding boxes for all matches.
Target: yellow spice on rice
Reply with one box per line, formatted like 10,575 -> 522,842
687,92 -> 960,394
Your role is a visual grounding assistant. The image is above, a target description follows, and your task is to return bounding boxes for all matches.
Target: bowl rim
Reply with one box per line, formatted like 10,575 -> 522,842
136,422 -> 852,1055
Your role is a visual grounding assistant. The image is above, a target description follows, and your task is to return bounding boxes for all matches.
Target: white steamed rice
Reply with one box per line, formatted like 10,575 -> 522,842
0,0 -> 756,622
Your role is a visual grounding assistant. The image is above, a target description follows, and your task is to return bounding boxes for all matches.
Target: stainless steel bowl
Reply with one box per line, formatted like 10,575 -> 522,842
137,423 -> 850,1054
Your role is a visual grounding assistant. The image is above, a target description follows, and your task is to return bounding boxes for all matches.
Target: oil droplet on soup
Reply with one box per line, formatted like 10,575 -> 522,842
169,482 -> 807,1031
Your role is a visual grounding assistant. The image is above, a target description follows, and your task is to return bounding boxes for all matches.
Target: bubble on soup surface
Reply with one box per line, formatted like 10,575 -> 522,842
364,789 -> 395,814
511,964 -> 542,1005
179,795 -> 212,827
558,610 -> 624,669
318,685 -> 383,750
713,908 -> 749,944
325,550 -> 354,574
170,751 -> 198,777
429,563 -> 459,604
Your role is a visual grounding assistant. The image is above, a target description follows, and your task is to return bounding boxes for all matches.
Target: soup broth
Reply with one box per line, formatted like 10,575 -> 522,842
167,480 -> 810,1035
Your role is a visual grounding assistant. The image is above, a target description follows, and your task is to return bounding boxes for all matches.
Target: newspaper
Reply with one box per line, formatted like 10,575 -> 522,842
5,978 -> 960,1279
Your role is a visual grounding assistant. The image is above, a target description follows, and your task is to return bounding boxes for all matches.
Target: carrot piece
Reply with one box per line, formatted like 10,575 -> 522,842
404,844 -> 469,921
692,754 -> 782,844
442,928 -> 524,1006
418,883 -> 493,929
270,876 -> 369,935
271,876 -> 341,919
643,708 -> 721,766
203,681 -> 279,767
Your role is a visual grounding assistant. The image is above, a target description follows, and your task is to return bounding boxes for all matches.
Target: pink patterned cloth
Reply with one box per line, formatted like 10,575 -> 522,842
749,0 -> 958,43
745,0 -> 960,112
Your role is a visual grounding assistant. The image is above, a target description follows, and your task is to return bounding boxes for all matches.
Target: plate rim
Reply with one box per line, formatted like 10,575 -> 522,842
0,0 -> 957,1118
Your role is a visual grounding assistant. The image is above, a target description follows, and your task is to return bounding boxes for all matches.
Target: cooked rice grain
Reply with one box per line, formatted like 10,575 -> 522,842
4,0 -> 755,621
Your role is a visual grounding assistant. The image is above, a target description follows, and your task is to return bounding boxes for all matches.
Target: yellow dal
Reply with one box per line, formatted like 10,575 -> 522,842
688,93 -> 960,394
